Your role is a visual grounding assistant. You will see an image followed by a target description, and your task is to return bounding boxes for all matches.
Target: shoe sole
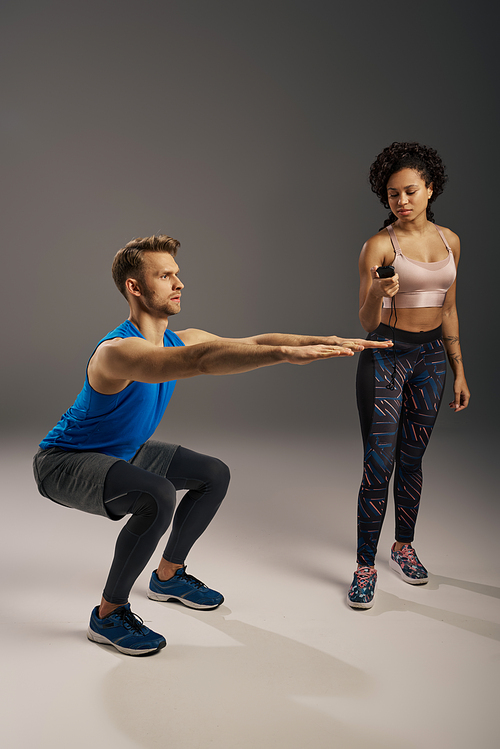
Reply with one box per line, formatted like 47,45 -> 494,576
389,558 -> 429,584
87,627 -> 166,656
347,594 -> 374,609
347,580 -> 376,609
147,589 -> 224,609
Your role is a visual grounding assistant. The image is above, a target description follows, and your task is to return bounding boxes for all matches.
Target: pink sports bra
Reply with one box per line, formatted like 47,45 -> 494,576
382,223 -> 456,309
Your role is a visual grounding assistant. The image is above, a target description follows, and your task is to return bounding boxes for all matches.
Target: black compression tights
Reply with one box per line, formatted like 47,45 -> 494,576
102,446 -> 230,605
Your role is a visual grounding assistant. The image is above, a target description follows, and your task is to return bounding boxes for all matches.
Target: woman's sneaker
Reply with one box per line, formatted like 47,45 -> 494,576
148,567 -> 224,609
389,543 -> 429,584
87,603 -> 166,656
347,567 -> 377,609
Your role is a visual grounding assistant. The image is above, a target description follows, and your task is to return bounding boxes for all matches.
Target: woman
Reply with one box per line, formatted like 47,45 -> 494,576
348,142 -> 470,609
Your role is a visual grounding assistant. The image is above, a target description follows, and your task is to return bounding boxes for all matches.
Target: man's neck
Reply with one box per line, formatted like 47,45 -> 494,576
127,310 -> 169,347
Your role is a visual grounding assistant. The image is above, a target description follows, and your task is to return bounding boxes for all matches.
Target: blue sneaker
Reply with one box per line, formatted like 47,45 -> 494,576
87,603 -> 166,656
389,543 -> 429,584
347,566 -> 377,609
148,567 -> 224,609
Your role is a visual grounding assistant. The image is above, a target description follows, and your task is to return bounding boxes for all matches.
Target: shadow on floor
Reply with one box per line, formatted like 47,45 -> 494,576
100,605 -> 401,749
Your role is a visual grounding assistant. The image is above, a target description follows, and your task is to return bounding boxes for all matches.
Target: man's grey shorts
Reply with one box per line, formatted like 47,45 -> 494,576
33,440 -> 179,519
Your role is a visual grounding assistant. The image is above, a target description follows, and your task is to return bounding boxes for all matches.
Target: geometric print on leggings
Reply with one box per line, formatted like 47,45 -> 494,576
357,337 -> 446,566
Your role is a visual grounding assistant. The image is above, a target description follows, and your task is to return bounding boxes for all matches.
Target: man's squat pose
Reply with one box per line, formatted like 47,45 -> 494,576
33,235 -> 391,656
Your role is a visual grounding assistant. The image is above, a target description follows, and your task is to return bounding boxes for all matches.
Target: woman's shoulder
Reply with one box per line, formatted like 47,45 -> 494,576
435,224 -> 460,249
435,223 -> 460,253
360,227 -> 393,264
365,227 -> 391,247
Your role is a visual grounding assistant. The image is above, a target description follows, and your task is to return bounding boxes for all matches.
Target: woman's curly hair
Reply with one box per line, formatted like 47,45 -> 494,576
369,142 -> 448,228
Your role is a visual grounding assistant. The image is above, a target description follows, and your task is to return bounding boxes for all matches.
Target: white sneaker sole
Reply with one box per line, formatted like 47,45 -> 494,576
347,595 -> 375,609
87,626 -> 165,656
147,589 -> 223,609
347,581 -> 376,609
389,557 -> 429,584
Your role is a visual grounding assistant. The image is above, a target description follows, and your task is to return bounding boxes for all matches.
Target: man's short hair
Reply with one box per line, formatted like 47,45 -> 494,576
112,235 -> 180,298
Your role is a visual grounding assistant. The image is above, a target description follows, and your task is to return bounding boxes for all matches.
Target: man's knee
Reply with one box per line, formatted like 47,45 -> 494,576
150,478 -> 177,521
206,457 -> 231,494
127,480 -> 176,535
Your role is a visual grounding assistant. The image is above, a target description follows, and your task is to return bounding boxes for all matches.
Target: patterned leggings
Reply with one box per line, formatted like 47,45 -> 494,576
356,324 -> 446,567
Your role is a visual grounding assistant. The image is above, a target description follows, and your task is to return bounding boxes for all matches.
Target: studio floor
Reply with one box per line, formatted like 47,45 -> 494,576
1,427 -> 498,749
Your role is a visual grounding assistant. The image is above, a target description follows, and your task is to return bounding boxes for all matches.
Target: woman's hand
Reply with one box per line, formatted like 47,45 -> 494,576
449,374 -> 470,412
370,266 -> 399,299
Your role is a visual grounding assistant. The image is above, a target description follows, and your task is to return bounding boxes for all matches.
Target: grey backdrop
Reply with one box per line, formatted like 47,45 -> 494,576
1,0 -> 497,440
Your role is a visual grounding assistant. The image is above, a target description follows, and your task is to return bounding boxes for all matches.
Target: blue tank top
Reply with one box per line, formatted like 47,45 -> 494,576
39,320 -> 184,460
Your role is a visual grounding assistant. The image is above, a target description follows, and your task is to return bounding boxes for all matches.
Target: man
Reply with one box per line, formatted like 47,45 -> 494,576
33,235 -> 391,656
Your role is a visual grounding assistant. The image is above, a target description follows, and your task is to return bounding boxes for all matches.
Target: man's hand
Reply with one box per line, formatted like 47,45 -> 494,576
325,336 -> 393,352
283,340 -> 392,364
283,344 -> 357,363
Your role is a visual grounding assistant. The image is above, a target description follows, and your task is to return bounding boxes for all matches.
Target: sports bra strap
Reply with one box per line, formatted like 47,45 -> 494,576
386,223 -> 402,254
387,223 -> 452,252
434,225 -> 452,250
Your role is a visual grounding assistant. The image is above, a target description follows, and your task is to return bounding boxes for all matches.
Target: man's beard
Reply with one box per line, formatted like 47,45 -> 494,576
142,287 -> 180,317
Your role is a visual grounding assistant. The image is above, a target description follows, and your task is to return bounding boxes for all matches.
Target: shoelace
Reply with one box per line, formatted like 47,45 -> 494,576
356,567 -> 375,586
116,607 -> 146,633
178,568 -> 207,589
398,545 -> 417,563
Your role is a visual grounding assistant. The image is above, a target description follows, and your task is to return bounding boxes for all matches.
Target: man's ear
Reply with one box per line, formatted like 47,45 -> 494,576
125,277 -> 142,297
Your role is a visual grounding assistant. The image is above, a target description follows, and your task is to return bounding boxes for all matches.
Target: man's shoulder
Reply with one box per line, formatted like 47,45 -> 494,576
164,328 -> 186,347
99,319 -> 138,343
173,328 -> 220,345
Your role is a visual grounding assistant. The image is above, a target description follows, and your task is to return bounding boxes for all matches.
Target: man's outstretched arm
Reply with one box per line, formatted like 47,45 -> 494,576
177,328 -> 392,352
90,332 -> 392,390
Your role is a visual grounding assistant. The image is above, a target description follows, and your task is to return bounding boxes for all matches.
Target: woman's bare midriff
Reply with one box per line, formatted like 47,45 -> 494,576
380,306 -> 443,333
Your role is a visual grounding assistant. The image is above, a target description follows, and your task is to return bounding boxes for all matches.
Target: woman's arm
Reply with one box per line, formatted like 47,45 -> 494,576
358,235 -> 400,332
441,232 -> 470,412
